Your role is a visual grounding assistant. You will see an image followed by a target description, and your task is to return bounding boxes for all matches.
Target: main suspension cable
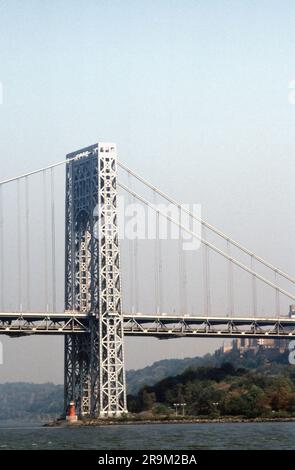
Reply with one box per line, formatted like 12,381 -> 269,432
118,181 -> 295,301
118,161 -> 295,285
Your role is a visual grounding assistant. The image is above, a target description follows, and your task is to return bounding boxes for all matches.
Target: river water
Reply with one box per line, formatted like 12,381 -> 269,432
0,422 -> 294,450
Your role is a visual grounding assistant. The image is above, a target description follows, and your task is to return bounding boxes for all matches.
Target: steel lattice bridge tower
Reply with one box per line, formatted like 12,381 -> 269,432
64,143 -> 126,417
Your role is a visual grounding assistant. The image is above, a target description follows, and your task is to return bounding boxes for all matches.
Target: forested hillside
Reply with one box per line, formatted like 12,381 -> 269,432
0,383 -> 63,422
128,363 -> 295,418
0,346 -> 292,421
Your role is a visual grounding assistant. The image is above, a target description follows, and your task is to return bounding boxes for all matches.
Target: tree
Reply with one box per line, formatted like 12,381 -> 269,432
139,389 -> 156,410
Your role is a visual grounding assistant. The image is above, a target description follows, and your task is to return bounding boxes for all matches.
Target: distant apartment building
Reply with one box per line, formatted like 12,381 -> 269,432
218,305 -> 295,356
220,337 -> 289,355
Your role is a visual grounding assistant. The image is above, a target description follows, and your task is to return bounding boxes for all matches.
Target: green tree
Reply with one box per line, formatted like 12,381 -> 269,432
139,388 -> 156,410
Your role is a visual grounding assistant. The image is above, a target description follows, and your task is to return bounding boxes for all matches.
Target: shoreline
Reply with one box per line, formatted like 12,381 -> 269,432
44,416 -> 295,427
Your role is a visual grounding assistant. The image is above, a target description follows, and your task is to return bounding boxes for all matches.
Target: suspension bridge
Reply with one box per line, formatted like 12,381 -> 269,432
0,142 -> 294,418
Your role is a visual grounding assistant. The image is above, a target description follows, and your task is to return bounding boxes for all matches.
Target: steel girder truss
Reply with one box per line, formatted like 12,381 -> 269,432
122,314 -> 295,339
1,313 -> 295,338
0,312 -> 89,334
64,143 -> 126,419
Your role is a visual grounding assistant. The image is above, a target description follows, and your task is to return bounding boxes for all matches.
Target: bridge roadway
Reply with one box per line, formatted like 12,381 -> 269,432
0,312 -> 294,339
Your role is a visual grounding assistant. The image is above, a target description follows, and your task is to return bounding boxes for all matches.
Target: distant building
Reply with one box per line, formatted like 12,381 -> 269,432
218,337 -> 290,356
257,338 -> 276,348
222,342 -> 233,354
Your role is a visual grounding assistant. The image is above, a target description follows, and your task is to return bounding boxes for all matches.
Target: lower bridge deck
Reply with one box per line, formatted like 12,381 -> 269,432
0,312 -> 294,339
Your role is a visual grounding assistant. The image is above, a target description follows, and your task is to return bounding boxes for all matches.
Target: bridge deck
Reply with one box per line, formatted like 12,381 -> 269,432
0,312 -> 294,338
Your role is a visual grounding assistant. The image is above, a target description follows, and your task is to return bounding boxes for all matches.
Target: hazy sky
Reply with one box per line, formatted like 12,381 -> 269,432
0,0 -> 295,383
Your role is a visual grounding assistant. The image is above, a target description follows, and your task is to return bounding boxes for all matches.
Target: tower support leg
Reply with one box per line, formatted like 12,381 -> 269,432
64,143 -> 127,419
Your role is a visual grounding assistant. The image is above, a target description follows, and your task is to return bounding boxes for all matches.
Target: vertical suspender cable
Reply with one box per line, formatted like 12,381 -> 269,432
0,186 -> 4,310
202,224 -> 207,315
50,168 -> 56,312
275,271 -> 281,350
178,210 -> 182,314
178,207 -> 187,315
43,170 -> 49,311
127,172 -> 134,313
153,191 -> 159,313
202,225 -> 211,316
128,171 -> 139,312
183,246 -> 187,314
207,244 -> 211,316
17,180 -> 22,311
274,270 -> 280,317
133,191 -> 139,312
25,176 -> 30,311
158,210 -> 163,313
251,255 -> 257,316
227,240 -> 234,316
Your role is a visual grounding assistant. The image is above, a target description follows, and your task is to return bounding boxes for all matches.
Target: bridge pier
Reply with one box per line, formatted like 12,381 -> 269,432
64,143 -> 127,418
